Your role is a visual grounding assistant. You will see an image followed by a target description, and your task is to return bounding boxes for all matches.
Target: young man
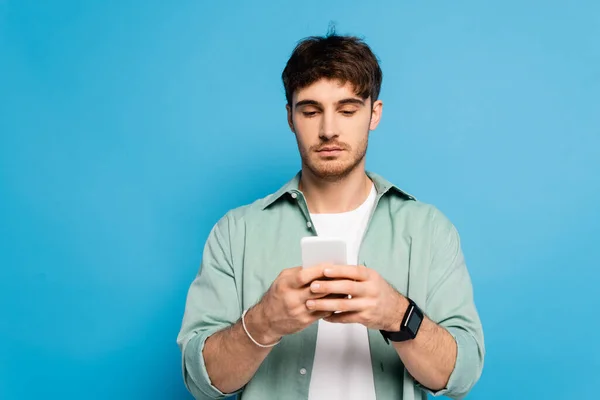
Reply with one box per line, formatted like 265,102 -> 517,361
177,33 -> 485,400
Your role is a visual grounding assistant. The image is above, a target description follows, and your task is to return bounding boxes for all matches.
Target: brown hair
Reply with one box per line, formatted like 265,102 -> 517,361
281,31 -> 383,107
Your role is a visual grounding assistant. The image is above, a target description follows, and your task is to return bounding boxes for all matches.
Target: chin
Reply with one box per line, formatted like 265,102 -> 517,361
306,159 -> 361,181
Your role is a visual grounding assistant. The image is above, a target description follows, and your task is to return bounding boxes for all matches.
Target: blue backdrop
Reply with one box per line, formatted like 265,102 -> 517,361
1,1 -> 598,399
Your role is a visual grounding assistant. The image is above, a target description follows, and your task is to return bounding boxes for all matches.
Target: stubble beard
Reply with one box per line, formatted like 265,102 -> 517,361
298,133 -> 369,183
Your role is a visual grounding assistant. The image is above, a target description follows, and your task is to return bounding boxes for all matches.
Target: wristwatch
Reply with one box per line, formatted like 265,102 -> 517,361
380,297 -> 423,344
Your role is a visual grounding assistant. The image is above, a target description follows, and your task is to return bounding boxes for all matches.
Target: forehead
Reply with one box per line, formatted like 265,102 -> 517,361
293,78 -> 362,105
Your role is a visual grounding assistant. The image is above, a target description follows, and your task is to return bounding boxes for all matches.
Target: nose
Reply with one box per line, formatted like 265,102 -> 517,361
319,109 -> 338,140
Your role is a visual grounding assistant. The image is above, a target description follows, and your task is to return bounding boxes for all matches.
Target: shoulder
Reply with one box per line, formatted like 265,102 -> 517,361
383,192 -> 458,240
384,192 -> 437,222
212,192 -> 276,233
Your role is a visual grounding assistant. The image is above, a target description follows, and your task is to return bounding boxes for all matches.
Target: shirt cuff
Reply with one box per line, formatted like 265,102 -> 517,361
421,327 -> 480,399
182,329 -> 244,399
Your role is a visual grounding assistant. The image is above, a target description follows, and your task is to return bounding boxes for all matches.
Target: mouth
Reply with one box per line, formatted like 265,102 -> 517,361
318,146 -> 343,152
316,147 -> 344,156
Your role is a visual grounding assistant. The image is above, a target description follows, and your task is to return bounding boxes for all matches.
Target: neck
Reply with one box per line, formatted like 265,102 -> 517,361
299,166 -> 373,214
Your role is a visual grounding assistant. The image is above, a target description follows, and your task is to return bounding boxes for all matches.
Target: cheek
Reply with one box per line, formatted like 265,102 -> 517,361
293,132 -> 312,157
294,120 -> 319,143
358,113 -> 373,130
341,118 -> 370,141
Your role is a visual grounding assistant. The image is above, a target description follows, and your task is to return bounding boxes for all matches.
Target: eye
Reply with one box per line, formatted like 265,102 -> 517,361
341,110 -> 356,116
302,111 -> 318,117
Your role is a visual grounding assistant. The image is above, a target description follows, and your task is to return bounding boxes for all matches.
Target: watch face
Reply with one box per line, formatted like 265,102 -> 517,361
406,310 -> 422,333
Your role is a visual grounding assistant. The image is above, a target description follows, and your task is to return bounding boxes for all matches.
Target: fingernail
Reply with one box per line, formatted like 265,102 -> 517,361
306,300 -> 315,308
324,268 -> 332,275
311,283 -> 320,290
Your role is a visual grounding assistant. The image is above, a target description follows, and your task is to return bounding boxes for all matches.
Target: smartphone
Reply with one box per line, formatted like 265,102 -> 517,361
301,236 -> 350,302
301,236 -> 347,268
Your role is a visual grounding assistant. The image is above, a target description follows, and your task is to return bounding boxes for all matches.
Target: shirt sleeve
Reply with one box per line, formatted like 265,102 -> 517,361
176,213 -> 243,400
421,207 -> 486,399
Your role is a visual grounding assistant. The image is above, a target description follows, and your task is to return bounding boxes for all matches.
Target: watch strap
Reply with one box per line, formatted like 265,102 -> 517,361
380,297 -> 423,344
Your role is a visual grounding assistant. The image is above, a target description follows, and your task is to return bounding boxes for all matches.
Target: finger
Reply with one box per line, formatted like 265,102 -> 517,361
323,311 -> 361,324
301,285 -> 345,301
323,265 -> 370,281
294,263 -> 332,288
303,287 -> 334,300
310,279 -> 365,297
305,297 -> 367,313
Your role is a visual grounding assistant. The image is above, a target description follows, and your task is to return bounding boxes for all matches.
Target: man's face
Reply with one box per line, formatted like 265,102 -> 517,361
287,78 -> 383,181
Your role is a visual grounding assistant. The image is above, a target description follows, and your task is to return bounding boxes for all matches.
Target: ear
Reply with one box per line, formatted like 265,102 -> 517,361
368,99 -> 383,130
286,104 -> 295,133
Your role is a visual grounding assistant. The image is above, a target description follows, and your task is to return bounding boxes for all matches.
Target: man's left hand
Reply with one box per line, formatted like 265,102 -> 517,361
305,264 -> 408,331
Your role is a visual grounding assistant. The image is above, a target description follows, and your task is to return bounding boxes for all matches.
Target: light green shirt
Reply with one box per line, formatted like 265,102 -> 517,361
177,171 -> 485,400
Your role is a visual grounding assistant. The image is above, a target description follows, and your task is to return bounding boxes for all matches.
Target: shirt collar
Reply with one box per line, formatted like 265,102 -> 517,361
261,170 -> 416,210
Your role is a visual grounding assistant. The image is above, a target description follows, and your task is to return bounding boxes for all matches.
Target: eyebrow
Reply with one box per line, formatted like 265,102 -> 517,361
294,98 -> 366,108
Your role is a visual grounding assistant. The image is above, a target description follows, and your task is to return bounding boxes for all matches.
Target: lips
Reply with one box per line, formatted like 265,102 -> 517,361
318,147 -> 343,152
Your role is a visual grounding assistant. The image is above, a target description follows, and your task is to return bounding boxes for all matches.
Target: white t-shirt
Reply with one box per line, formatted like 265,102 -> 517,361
307,183 -> 377,400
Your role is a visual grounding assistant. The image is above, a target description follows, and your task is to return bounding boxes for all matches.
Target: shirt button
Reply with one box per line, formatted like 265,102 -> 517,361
291,192 -> 298,199
299,368 -> 307,375
306,221 -> 312,229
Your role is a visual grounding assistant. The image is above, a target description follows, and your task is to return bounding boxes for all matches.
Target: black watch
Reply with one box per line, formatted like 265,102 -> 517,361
380,298 -> 423,344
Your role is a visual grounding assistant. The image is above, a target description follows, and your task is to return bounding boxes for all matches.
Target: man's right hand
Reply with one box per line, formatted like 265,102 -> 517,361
244,265 -> 333,344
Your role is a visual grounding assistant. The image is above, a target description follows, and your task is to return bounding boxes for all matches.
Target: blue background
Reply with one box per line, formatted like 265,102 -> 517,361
1,1 -> 599,399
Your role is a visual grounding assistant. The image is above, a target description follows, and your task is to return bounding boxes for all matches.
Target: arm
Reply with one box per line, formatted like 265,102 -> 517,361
205,264 -> 336,395
201,304 -> 279,394
309,207 -> 484,399
394,208 -> 485,398
391,308 -> 457,391
177,214 -> 333,399
310,274 -> 459,393
177,214 -> 253,400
